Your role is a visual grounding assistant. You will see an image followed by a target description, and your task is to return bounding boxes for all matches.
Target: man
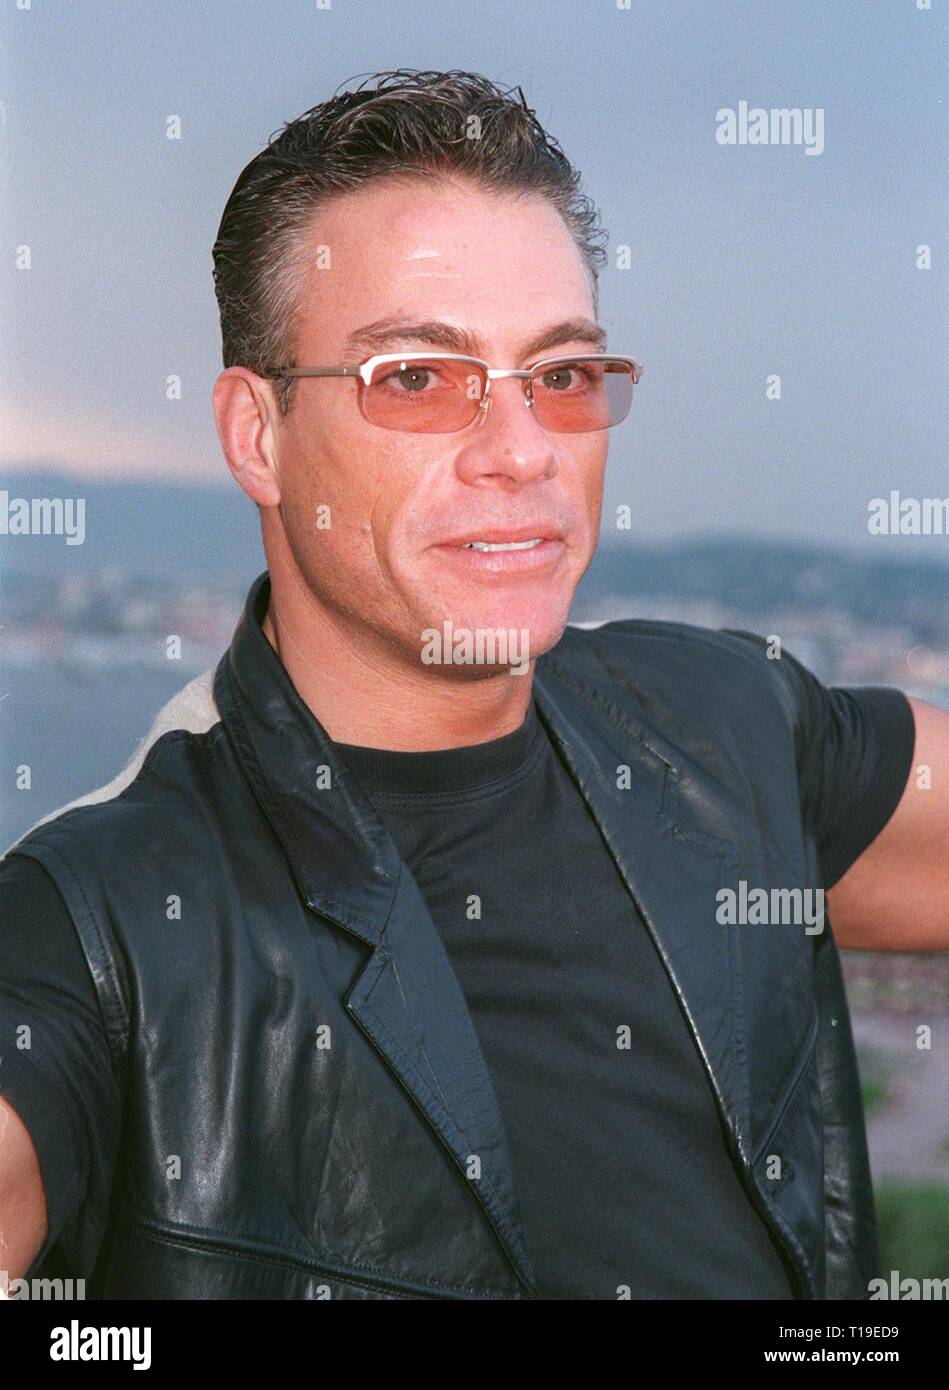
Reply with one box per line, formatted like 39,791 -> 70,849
1,69 -> 947,1302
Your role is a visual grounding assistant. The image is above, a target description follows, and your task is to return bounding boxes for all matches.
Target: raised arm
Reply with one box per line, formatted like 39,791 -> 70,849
0,1094 -> 48,1289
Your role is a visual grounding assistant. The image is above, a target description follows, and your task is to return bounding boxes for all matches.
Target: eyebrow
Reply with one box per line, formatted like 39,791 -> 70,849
342,316 -> 608,361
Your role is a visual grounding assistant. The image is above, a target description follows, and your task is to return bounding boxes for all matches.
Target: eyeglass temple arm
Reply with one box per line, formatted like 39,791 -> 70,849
269,367 -> 361,378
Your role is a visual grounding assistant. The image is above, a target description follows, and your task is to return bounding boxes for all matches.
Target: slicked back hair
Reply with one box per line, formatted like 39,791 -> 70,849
211,69 -> 609,416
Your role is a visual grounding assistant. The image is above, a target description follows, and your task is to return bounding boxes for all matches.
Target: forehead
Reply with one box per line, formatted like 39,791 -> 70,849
290,174 -> 596,356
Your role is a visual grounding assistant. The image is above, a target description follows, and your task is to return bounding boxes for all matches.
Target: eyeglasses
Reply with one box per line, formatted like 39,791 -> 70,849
263,352 -> 643,434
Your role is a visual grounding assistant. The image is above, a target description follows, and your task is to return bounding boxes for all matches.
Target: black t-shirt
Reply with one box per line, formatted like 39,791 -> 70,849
0,656 -> 916,1295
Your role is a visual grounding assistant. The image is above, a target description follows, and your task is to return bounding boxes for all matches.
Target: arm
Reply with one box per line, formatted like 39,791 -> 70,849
828,696 -> 949,951
0,851 -> 123,1285
0,1095 -> 48,1288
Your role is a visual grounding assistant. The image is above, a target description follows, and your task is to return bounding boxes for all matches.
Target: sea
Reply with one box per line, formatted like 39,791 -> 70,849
1,662 -> 208,851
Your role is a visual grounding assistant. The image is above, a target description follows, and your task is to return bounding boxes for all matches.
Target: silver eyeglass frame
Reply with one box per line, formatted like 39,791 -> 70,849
263,352 -> 644,429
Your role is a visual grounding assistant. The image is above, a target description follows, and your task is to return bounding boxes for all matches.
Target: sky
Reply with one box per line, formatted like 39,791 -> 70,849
2,0 -> 947,554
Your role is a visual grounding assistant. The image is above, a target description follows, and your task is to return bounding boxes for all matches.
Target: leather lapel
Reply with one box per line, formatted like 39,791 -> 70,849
343,861 -> 538,1295
532,647 -> 755,1166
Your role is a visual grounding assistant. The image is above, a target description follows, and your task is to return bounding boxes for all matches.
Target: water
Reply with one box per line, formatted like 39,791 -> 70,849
0,663 -> 212,851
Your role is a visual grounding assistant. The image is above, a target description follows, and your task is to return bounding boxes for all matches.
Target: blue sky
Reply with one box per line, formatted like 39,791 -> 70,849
3,0 -> 946,554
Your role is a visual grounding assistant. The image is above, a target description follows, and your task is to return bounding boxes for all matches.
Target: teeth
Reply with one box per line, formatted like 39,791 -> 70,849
463,538 -> 545,552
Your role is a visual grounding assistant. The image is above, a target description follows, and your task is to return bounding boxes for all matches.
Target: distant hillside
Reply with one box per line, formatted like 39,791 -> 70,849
577,532 -> 949,639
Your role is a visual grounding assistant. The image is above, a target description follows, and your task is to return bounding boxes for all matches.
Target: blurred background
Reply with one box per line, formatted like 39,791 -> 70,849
2,0 -> 947,1284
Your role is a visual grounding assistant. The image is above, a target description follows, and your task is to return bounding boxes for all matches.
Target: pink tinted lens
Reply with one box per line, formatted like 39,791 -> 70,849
531,359 -> 634,432
365,358 -> 485,432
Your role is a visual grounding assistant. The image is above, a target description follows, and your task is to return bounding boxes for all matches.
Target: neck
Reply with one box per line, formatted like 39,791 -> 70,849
261,566 -> 536,753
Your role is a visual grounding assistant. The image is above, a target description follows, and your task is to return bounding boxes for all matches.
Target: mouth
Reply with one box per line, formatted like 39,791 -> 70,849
431,530 -> 566,574
461,537 -> 545,552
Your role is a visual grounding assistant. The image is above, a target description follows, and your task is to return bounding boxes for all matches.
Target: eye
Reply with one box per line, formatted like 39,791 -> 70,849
539,367 -> 573,392
377,362 -> 442,393
535,361 -> 598,392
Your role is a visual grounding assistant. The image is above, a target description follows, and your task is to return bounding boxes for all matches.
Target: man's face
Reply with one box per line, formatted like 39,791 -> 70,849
268,173 -> 610,676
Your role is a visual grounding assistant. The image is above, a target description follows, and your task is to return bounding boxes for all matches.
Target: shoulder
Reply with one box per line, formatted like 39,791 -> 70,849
553,616 -> 799,732
563,613 -> 778,665
1,664 -> 236,1057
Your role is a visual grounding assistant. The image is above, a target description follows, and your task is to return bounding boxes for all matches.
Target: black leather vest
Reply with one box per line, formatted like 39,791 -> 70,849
11,571 -> 879,1299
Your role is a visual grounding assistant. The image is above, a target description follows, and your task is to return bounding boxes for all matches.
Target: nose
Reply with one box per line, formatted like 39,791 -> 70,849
454,375 -> 559,487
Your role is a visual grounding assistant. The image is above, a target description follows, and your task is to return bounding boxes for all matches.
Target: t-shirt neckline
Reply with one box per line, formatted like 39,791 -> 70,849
333,697 -> 542,797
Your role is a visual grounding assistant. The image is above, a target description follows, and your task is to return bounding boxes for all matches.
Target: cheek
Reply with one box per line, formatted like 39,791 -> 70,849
576,450 -> 607,513
280,406 -> 371,537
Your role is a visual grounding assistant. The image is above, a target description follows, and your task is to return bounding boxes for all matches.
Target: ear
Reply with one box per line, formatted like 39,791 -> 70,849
212,367 -> 282,508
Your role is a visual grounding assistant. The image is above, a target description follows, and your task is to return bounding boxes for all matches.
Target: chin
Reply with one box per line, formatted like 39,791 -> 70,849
413,592 -> 573,672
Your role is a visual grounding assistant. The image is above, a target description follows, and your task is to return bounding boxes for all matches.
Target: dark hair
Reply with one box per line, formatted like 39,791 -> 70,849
211,69 -> 608,416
